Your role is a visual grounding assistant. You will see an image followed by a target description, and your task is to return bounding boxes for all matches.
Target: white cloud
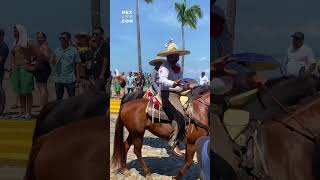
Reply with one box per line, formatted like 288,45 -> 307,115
116,34 -> 136,44
148,9 -> 181,28
184,67 -> 210,79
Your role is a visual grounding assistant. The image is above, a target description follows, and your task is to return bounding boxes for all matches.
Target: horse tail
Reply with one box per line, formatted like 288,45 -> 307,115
111,113 -> 126,169
32,100 -> 61,143
313,137 -> 320,180
120,94 -> 128,105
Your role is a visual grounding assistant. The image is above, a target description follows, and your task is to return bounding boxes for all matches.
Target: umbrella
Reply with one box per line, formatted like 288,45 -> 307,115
231,53 -> 280,71
182,78 -> 198,85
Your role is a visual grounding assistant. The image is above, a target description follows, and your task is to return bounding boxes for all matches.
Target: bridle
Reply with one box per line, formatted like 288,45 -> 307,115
195,92 -> 210,107
260,85 -> 317,143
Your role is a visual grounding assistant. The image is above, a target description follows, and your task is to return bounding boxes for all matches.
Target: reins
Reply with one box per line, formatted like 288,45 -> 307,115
262,85 -> 317,143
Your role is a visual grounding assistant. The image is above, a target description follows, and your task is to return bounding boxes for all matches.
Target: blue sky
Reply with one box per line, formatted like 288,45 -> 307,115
110,0 -> 210,79
217,0 -> 320,56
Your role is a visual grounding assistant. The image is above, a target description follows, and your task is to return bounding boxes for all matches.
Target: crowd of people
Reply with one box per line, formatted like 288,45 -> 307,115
0,24 -> 109,119
111,70 -> 151,99
110,69 -> 209,99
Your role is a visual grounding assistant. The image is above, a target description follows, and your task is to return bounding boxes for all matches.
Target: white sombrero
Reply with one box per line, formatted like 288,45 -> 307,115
149,56 -> 166,66
157,42 -> 190,57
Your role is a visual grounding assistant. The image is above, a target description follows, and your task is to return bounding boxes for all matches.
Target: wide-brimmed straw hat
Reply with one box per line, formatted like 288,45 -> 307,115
157,42 -> 190,57
149,56 -> 166,66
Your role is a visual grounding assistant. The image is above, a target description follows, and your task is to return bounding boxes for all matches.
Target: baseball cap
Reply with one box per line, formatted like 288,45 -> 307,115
290,32 -> 304,39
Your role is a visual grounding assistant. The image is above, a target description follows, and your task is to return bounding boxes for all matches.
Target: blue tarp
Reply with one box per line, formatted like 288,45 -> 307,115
231,53 -> 280,71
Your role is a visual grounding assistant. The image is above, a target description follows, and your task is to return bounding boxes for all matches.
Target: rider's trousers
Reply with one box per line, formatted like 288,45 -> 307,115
161,91 -> 186,147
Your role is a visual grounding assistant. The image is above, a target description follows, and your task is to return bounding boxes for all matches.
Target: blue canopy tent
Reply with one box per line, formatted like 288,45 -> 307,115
182,78 -> 198,86
231,53 -> 281,71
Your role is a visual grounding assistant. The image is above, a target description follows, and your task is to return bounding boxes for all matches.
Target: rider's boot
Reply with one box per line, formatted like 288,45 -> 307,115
173,145 -> 184,157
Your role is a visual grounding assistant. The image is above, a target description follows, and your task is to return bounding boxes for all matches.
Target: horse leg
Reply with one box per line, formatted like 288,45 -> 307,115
122,134 -> 133,176
174,143 -> 196,180
133,134 -> 152,179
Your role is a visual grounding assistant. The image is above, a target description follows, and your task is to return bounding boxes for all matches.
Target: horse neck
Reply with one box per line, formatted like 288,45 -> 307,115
287,98 -> 320,135
193,91 -> 210,104
191,92 -> 210,126
244,78 -> 309,121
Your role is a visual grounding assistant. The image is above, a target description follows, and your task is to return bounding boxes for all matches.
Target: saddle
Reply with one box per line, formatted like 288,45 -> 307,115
145,89 -> 192,123
220,88 -> 259,141
220,88 -> 270,178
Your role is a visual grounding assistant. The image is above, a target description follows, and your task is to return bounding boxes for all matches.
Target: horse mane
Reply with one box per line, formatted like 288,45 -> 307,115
243,76 -> 314,122
190,85 -> 209,100
264,76 -> 295,87
32,100 -> 62,143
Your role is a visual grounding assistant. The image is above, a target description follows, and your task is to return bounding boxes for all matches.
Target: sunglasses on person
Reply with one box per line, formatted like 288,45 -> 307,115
59,37 -> 67,41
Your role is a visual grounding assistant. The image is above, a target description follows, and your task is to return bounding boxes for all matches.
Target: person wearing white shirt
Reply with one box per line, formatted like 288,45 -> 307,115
284,32 -> 316,77
149,57 -> 165,94
200,72 -> 209,85
158,41 -> 190,154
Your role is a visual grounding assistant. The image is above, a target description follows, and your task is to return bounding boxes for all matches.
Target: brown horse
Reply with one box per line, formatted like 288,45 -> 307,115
112,89 -> 209,179
24,115 -> 108,180
214,77 -> 320,180
246,97 -> 320,180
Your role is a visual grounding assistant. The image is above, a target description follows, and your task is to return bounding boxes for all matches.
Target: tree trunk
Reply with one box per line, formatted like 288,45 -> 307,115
226,0 -> 236,52
136,0 -> 142,72
91,0 -> 101,30
181,24 -> 185,73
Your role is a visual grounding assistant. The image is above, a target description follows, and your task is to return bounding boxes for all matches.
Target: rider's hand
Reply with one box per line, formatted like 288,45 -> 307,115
212,55 -> 238,77
187,83 -> 193,89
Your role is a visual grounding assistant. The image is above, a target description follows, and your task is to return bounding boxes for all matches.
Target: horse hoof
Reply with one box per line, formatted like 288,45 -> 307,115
146,174 -> 153,180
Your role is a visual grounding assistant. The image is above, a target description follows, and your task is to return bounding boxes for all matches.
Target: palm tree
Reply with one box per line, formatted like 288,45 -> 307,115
226,0 -> 237,52
91,0 -> 101,29
175,0 -> 202,72
136,0 -> 154,72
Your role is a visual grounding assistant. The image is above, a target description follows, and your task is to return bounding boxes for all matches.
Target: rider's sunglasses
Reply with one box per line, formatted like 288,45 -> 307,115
59,37 -> 67,41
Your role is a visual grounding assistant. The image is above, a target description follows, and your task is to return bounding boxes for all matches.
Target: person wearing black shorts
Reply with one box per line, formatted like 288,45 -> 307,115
29,32 -> 51,109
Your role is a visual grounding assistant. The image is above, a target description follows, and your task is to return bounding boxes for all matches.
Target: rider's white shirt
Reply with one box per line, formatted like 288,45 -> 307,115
200,75 -> 209,85
285,44 -> 315,76
159,61 -> 183,92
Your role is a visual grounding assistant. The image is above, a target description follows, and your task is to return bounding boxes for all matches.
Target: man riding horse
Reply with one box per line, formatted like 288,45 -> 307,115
148,56 -> 184,157
149,56 -> 165,95
157,41 -> 191,153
